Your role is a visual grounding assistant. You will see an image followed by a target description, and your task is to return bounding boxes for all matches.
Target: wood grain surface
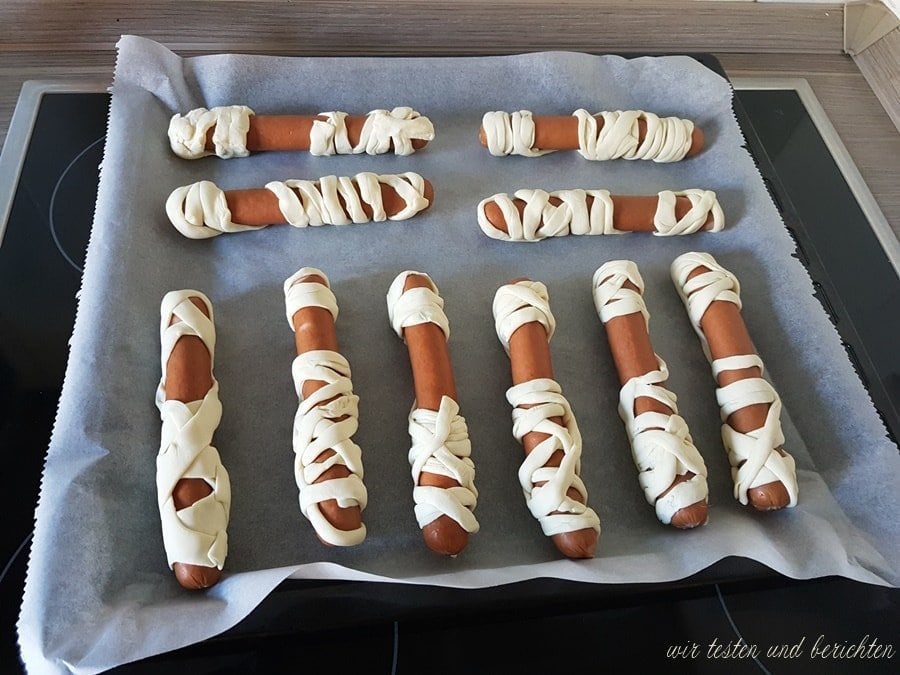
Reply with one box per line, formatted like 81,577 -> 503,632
1,1 -> 843,54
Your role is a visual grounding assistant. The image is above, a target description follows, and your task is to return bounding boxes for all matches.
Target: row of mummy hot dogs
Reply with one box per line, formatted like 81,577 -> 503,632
158,106 -> 796,590
165,105 -> 721,239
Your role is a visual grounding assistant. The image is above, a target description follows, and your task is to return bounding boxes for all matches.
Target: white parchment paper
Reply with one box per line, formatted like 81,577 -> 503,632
18,36 -> 900,674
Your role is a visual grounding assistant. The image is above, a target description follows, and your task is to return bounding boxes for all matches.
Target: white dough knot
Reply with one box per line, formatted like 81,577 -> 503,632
492,279 -> 556,352
284,266 -> 340,327
506,378 -> 601,537
573,109 -> 694,162
310,107 -> 434,156
156,290 -> 231,570
481,111 -> 553,157
168,105 -> 254,159
714,355 -> 798,507
653,189 -> 724,236
386,270 -> 451,341
670,252 -> 798,507
670,251 -> 742,361
285,268 -> 368,546
165,180 -> 259,240
408,396 -> 480,533
591,259 -> 649,327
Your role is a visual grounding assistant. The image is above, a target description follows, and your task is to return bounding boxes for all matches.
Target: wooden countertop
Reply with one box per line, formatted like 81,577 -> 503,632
1,1 -> 898,235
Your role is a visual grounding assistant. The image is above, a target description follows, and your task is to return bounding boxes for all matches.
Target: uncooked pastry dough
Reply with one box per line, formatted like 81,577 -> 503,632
285,268 -> 368,546
481,111 -> 552,157
309,107 -> 434,156
156,290 -> 231,569
493,280 -> 601,537
573,109 -> 694,162
168,105 -> 254,159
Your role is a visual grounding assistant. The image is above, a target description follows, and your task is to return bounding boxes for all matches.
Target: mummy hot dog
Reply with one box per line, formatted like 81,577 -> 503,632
671,252 -> 798,510
168,105 -> 434,159
285,268 -> 367,546
156,290 -> 231,590
166,172 -> 433,239
387,271 -> 479,555
478,188 -> 723,241
493,278 -> 601,558
593,261 -> 709,528
479,110 -> 703,161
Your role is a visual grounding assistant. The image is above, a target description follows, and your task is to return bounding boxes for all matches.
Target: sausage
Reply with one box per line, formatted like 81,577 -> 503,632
166,172 -> 434,239
493,278 -> 601,559
592,260 -> 709,529
168,105 -> 433,159
479,109 -> 703,161
386,271 -> 479,556
285,268 -> 367,546
478,188 -> 723,241
671,252 -> 798,511
158,291 -> 231,590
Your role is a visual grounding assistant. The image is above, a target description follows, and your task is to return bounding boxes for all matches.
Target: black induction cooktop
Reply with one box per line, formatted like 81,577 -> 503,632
1,81 -> 897,674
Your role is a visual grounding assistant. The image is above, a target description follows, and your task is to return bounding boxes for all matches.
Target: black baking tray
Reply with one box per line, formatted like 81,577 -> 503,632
2,53 -> 897,672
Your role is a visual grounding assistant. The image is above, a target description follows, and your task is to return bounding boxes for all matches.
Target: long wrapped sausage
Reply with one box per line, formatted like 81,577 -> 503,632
387,271 -> 479,555
671,252 -> 798,510
166,172 -> 433,239
285,268 -> 367,546
493,278 -> 601,558
593,260 -> 709,528
479,109 -> 703,161
478,188 -> 723,241
168,106 -> 434,159
156,291 -> 231,589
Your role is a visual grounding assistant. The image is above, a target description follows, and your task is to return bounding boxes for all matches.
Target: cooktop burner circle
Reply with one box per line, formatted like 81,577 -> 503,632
48,134 -> 105,272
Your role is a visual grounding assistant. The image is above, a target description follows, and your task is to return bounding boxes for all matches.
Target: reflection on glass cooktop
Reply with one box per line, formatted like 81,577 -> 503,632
0,88 -> 897,674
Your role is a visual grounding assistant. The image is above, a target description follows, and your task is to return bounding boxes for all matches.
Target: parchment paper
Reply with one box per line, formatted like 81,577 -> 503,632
17,35 -> 900,674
